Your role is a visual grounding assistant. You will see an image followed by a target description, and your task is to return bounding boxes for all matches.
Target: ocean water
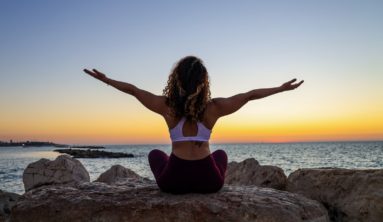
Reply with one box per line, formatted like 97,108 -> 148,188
1,141 -> 383,194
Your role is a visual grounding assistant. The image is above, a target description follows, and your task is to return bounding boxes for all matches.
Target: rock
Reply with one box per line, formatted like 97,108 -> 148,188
95,164 -> 148,185
70,145 -> 105,149
0,190 -> 21,222
54,148 -> 134,158
225,158 -> 287,190
287,168 -> 383,222
23,155 -> 90,192
11,180 -> 329,222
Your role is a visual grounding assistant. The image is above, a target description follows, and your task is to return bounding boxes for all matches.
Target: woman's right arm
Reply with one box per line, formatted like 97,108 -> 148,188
209,79 -> 304,118
83,69 -> 167,116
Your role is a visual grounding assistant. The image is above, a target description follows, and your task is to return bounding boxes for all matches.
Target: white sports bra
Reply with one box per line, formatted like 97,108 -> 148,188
169,117 -> 211,142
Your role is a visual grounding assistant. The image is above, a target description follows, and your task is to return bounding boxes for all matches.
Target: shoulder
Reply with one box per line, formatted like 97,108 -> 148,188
206,98 -> 219,106
203,99 -> 221,127
205,98 -> 223,113
157,95 -> 168,103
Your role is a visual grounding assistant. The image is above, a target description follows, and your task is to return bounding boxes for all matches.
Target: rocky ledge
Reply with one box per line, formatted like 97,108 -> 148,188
10,155 -> 329,222
287,168 -> 383,222
11,181 -> 328,222
5,155 -> 383,222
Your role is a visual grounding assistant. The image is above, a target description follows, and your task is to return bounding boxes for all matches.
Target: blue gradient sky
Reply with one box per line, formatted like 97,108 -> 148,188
1,1 -> 382,144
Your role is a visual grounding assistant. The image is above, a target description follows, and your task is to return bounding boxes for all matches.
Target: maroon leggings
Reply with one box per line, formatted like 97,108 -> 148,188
148,149 -> 227,194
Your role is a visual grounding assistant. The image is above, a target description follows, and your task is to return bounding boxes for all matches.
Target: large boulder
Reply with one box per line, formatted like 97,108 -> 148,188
95,164 -> 148,185
225,158 -> 287,190
287,168 -> 383,222
23,155 -> 90,191
0,190 -> 21,222
11,179 -> 329,222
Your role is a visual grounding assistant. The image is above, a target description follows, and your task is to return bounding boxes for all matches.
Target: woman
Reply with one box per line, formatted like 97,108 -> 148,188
84,56 -> 303,194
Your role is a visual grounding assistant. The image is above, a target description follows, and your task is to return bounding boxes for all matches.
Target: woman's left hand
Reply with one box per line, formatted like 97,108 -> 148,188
281,79 -> 304,91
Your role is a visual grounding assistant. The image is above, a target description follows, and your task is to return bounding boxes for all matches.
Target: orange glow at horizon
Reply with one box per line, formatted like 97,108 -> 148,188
1,107 -> 382,144
2,86 -> 383,144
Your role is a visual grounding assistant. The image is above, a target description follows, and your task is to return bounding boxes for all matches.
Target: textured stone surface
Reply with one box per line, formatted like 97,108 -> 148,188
0,190 -> 21,222
11,180 -> 329,222
287,168 -> 383,222
95,164 -> 148,185
225,158 -> 287,190
23,155 -> 90,191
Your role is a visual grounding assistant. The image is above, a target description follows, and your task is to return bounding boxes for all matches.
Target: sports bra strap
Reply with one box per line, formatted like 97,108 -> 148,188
169,117 -> 211,142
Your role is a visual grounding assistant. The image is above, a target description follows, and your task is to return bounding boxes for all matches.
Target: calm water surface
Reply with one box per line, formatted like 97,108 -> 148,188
1,141 -> 382,194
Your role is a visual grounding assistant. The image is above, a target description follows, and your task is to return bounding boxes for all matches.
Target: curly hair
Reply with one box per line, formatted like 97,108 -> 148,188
163,56 -> 211,122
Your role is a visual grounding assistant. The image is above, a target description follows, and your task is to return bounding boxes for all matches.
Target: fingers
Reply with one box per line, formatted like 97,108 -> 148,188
83,69 -> 97,77
283,79 -> 303,90
287,78 -> 297,84
83,69 -> 93,75
92,69 -> 106,78
83,68 -> 104,80
292,80 -> 304,89
93,69 -> 106,76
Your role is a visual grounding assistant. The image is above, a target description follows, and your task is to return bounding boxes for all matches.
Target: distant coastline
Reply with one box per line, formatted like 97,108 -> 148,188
0,140 -> 67,148
0,141 -> 104,149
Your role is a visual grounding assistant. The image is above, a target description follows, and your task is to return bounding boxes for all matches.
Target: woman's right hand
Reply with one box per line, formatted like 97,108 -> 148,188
83,69 -> 109,83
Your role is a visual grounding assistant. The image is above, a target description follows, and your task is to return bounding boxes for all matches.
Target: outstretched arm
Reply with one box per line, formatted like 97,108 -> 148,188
210,79 -> 304,118
83,69 -> 167,115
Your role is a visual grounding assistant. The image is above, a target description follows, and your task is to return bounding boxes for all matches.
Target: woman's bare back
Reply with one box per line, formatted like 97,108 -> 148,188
164,101 -> 218,160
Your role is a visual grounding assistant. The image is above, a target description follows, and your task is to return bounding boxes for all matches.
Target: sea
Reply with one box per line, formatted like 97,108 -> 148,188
1,141 -> 383,194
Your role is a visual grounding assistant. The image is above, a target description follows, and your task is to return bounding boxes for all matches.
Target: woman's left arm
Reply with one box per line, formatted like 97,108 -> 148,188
247,79 -> 304,100
208,78 -> 304,118
83,69 -> 167,115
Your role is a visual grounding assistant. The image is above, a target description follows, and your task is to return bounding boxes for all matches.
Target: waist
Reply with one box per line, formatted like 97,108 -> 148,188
172,141 -> 210,160
170,152 -> 212,163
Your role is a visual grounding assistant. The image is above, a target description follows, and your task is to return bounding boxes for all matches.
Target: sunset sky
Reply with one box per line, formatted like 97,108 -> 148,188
1,1 -> 382,144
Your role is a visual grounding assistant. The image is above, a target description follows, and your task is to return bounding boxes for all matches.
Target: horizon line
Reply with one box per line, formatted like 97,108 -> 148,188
2,139 -> 382,146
